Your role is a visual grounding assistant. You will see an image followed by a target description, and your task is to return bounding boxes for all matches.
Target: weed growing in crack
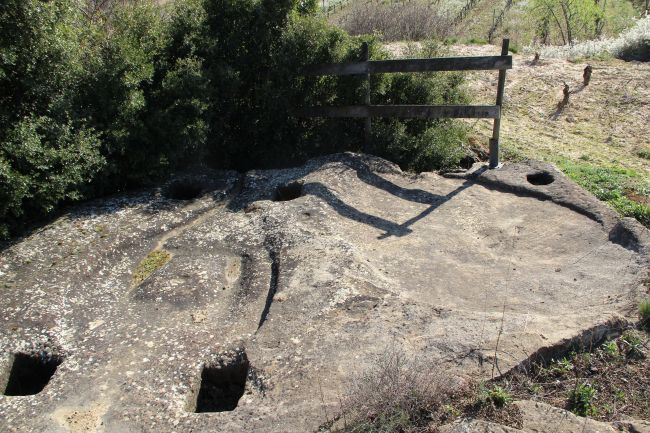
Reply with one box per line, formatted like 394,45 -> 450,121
620,331 -> 644,359
568,383 -> 597,417
495,331 -> 649,422
548,356 -> 574,376
482,385 -> 513,408
602,340 -> 620,359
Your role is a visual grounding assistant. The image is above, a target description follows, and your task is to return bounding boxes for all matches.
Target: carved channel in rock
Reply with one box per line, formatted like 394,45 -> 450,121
3,352 -> 63,396
257,250 -> 279,330
273,182 -> 303,202
526,171 -> 555,186
194,351 -> 250,413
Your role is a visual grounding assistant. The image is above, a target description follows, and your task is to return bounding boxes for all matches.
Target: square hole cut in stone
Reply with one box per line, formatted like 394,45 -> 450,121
195,353 -> 250,413
273,182 -> 303,202
3,353 -> 62,396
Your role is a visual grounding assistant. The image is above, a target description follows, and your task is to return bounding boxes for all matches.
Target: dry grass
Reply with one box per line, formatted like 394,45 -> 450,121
436,43 -> 650,225
330,349 -> 461,432
444,44 -> 650,171
334,1 -> 453,41
381,42 -> 649,173
329,330 -> 649,432
327,348 -> 523,433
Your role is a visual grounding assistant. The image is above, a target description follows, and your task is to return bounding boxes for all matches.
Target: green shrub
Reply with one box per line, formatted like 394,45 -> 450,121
602,340 -> 620,358
0,0 -> 206,236
76,1 -> 173,189
0,0 -> 105,237
482,385 -> 513,408
621,331 -> 644,358
568,383 -> 597,416
0,0 -> 470,238
190,4 -> 468,171
354,42 -> 469,171
0,117 -> 104,238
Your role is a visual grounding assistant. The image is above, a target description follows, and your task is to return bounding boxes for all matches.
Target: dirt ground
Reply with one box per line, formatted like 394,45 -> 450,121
384,43 -> 650,170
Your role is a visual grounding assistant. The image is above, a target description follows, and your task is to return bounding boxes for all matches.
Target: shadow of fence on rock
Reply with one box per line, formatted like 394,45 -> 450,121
304,161 -> 474,239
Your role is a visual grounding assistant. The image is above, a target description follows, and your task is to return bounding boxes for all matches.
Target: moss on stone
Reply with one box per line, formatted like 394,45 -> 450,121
132,249 -> 171,286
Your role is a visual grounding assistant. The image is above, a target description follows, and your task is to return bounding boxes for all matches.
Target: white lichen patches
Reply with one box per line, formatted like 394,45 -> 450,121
1,156 -> 648,432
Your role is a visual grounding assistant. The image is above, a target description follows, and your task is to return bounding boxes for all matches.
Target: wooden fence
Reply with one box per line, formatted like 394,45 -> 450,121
297,39 -> 512,169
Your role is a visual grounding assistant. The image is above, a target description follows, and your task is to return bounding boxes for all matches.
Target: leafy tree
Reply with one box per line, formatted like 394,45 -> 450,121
530,0 -> 605,45
0,0 -> 470,238
0,0 -> 104,237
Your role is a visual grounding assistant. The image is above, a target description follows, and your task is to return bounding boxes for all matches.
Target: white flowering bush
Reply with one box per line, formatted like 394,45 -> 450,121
525,17 -> 650,61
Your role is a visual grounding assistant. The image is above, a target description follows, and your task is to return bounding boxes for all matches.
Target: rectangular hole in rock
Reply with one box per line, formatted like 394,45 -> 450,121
195,354 -> 250,413
3,353 -> 62,396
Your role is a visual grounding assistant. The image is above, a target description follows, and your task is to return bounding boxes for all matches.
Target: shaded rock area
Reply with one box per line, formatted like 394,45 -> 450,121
0,153 -> 648,433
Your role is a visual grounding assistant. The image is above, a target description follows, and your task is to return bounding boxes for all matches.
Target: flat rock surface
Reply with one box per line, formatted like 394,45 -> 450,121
0,153 -> 648,433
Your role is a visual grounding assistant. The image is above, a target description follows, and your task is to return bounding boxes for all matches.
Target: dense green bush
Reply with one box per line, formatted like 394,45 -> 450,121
0,0 -> 104,237
0,0 -> 468,238
75,1 -> 207,187
194,5 -> 468,171
368,42 -> 468,171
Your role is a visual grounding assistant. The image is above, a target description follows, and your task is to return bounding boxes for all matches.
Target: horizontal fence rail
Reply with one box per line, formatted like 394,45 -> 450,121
297,39 -> 511,168
298,105 -> 501,119
303,55 -> 512,76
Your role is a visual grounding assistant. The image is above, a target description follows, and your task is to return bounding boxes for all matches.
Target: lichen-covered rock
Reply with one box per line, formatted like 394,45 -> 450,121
1,153 -> 648,432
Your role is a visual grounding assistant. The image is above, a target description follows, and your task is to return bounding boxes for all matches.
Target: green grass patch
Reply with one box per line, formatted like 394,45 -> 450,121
133,249 -> 171,286
466,37 -> 489,45
556,160 -> 650,227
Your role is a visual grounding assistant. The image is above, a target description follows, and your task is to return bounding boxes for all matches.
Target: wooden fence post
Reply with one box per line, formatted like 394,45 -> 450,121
361,42 -> 371,152
489,38 -> 509,169
583,65 -> 592,86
